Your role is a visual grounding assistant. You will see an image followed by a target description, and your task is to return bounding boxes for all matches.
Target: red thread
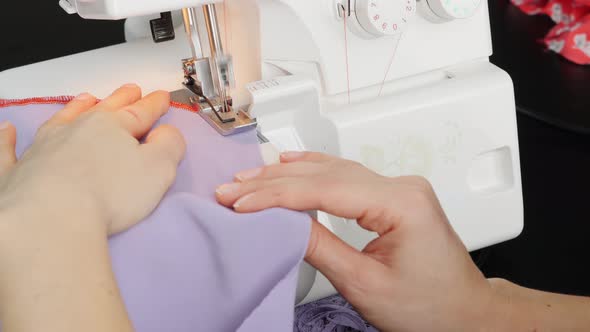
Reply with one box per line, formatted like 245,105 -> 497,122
378,34 -> 404,97
0,96 -> 199,113
0,96 -> 74,107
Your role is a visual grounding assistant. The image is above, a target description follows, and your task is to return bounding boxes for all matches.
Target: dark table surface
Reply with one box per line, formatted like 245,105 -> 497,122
478,112 -> 590,296
478,0 -> 590,296
1,0 -> 589,297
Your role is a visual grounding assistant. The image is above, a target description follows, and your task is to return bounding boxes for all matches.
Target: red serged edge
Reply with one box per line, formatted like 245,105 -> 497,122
0,96 -> 199,113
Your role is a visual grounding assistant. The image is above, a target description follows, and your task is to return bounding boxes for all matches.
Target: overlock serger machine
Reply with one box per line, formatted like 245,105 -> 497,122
0,0 -> 523,304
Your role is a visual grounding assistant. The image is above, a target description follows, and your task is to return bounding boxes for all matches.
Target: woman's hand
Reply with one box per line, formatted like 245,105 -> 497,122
216,151 -> 498,332
0,85 -> 185,332
0,84 -> 186,235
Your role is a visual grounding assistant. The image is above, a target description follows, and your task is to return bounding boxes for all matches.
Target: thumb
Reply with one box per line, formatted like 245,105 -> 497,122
306,220 -> 385,297
0,121 -> 17,176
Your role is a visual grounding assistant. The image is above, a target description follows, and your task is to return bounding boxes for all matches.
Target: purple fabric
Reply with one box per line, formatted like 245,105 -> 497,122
294,295 -> 378,332
0,101 -> 311,332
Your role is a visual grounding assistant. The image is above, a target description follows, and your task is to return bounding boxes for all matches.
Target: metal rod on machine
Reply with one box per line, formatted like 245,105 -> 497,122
203,4 -> 224,57
203,3 -> 229,112
181,8 -> 204,60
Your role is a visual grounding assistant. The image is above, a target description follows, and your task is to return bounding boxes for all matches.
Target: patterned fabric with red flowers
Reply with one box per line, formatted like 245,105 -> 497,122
512,0 -> 590,64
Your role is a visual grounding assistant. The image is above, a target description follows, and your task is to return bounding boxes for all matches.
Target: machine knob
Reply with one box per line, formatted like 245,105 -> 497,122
353,0 -> 416,38
420,0 -> 481,21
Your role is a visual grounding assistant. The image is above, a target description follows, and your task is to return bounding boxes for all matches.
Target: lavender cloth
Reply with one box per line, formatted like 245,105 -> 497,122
0,101 -> 311,332
294,295 -> 378,332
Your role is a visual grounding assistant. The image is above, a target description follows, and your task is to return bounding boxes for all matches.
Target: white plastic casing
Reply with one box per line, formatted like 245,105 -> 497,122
65,0 -> 221,19
253,0 -> 493,97
423,0 -> 482,21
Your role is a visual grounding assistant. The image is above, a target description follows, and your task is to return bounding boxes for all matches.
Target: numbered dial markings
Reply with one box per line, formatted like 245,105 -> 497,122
356,0 -> 416,37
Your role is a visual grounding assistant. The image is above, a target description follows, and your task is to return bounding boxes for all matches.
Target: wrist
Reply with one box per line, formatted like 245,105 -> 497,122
483,278 -> 533,331
0,175 -> 107,229
446,279 -> 509,332
0,193 -> 107,263
0,197 -> 108,299
441,278 -> 523,332
0,202 -> 128,331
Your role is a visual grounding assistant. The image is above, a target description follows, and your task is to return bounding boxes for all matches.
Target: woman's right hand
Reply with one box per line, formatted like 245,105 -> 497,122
216,152 -> 500,332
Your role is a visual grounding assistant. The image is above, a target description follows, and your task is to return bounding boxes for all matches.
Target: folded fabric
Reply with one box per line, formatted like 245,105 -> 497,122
0,97 -> 312,332
511,0 -> 590,64
294,295 -> 378,332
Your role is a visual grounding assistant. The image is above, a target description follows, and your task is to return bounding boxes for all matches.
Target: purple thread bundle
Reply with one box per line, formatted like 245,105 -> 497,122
294,295 -> 378,332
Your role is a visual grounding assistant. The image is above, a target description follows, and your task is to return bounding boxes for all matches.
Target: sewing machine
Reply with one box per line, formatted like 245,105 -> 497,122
0,0 -> 523,304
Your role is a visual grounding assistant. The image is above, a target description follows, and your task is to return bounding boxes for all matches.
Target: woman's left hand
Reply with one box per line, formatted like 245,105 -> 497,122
0,85 -> 185,332
0,84 -> 186,235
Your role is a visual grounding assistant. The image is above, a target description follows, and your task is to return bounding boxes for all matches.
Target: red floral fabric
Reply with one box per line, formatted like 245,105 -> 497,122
512,0 -> 590,64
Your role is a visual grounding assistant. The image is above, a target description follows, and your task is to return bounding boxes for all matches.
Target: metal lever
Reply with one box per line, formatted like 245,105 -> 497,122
203,4 -> 234,113
336,0 -> 353,19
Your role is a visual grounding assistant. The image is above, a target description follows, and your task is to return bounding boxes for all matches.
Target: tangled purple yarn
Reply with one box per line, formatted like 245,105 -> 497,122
294,295 -> 379,332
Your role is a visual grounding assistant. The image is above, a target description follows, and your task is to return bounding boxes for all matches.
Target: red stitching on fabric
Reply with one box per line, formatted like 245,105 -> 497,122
0,96 -> 74,107
0,96 -> 200,113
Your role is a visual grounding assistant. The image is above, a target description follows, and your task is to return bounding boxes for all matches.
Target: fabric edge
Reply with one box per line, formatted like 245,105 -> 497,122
236,215 -> 313,331
0,96 -> 199,113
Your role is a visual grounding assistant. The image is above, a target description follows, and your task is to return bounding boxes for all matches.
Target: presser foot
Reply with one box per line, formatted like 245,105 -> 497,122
171,89 -> 267,142
188,95 -> 257,136
176,80 -> 258,136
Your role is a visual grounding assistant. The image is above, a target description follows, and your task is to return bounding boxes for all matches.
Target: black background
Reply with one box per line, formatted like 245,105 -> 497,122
482,0 -> 590,296
0,1 -> 125,72
1,0 -> 589,296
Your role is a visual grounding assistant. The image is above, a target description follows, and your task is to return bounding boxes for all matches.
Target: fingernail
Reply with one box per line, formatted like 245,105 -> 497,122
122,83 -> 139,88
233,193 -> 254,209
0,121 -> 11,130
216,183 -> 241,196
235,168 -> 262,181
75,92 -> 94,100
280,151 -> 305,160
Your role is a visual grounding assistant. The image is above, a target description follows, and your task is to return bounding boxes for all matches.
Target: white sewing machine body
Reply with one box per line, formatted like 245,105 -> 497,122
0,0 -> 523,304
